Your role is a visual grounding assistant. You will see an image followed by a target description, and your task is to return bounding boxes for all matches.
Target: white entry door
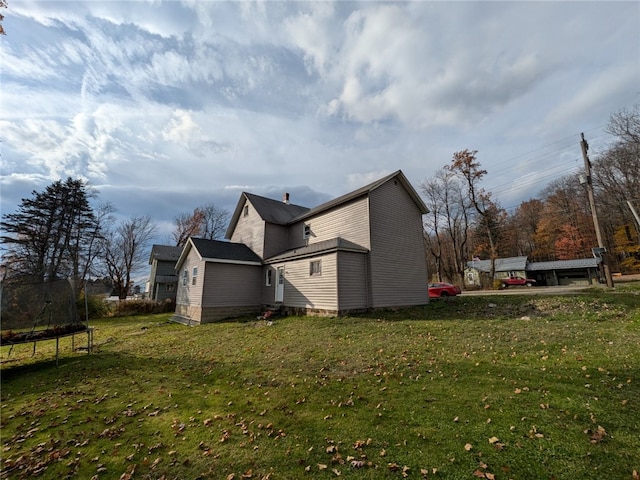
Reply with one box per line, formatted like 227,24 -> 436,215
275,266 -> 284,303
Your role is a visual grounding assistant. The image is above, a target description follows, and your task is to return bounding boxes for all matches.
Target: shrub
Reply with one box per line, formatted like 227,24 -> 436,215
112,298 -> 175,317
77,294 -> 112,320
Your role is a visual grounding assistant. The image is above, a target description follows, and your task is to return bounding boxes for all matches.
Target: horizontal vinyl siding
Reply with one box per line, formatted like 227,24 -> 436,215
289,197 -> 370,250
202,263 -> 262,307
175,250 -> 205,308
282,253 -> 338,310
156,260 -> 177,276
263,223 -> 289,259
229,199 -> 266,258
337,251 -> 369,310
369,180 -> 429,307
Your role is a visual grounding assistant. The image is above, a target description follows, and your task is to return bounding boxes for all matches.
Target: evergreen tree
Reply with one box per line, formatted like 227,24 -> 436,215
1,178 -> 102,283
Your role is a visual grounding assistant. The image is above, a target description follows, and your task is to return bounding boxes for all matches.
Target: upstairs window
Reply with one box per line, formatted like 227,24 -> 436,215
310,260 -> 322,276
243,205 -> 249,217
303,224 -> 311,239
182,269 -> 188,286
192,267 -> 198,285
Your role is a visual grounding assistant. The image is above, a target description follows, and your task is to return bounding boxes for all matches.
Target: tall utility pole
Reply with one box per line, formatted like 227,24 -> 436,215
580,133 -> 614,287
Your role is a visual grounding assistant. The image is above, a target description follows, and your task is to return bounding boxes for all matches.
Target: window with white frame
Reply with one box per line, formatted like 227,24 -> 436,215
243,205 -> 249,217
192,266 -> 198,285
310,260 -> 321,276
303,223 -> 311,239
265,269 -> 272,286
182,269 -> 188,286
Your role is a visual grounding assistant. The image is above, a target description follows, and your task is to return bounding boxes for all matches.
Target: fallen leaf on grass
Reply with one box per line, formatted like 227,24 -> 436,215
586,425 -> 607,443
464,443 -> 473,451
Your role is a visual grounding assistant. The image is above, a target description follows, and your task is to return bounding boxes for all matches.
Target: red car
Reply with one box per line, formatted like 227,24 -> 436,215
428,282 -> 462,298
501,276 -> 536,288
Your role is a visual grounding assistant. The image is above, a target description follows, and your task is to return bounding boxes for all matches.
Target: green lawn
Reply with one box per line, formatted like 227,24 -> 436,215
2,285 -> 639,479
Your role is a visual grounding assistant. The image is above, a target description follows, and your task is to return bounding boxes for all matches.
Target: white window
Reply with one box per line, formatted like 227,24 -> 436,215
182,269 -> 188,286
243,205 -> 249,217
310,260 -> 321,276
265,269 -> 272,286
192,267 -> 198,285
303,224 -> 311,239
166,284 -> 176,292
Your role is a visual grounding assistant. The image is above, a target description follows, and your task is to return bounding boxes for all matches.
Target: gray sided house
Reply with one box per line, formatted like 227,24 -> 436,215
173,170 -> 430,325
464,256 -> 602,287
464,256 -> 528,287
148,245 -> 182,302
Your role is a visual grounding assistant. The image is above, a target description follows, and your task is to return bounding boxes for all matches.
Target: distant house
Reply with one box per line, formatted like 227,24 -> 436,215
465,255 -> 602,287
173,170 -> 430,325
465,256 -> 528,287
147,245 -> 182,302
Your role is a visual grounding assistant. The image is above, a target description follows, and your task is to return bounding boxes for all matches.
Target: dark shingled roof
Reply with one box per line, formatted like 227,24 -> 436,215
149,244 -> 183,264
190,237 -> 262,264
264,237 -> 369,263
244,192 -> 310,225
527,258 -> 600,271
467,256 -> 528,272
226,170 -> 428,239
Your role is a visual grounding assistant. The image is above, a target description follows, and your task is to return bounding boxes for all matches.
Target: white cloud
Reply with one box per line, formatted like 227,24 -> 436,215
1,0 -> 638,245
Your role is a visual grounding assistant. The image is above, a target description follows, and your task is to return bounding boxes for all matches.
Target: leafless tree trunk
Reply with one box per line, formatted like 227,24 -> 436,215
102,215 -> 157,299
172,203 -> 230,247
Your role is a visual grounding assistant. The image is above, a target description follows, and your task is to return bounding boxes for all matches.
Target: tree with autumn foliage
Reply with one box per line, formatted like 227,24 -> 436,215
506,199 -> 544,258
447,150 -> 507,281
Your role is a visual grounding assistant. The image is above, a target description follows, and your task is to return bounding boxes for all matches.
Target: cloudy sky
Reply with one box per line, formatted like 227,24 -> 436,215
1,0 -> 638,244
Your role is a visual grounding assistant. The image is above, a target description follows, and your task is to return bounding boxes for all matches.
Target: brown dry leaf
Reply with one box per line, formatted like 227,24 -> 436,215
226,474 -> 235,480
488,437 -> 500,444
332,468 -> 341,476
318,464 -> 328,470
588,425 -> 607,443
241,469 -> 253,478
464,443 -> 473,451
402,465 -> 410,478
388,463 -> 400,472
485,473 -> 495,480
632,470 -> 639,480
473,470 -> 486,478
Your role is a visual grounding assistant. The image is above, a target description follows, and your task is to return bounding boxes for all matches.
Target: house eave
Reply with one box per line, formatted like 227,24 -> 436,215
201,257 -> 262,266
